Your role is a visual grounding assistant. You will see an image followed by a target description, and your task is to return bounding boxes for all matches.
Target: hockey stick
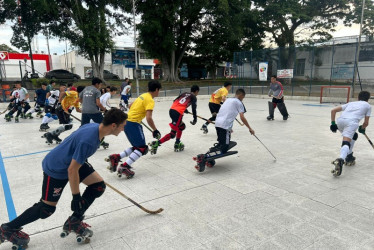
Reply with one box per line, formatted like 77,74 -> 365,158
141,121 -> 153,132
70,113 -> 81,122
235,118 -> 244,126
364,133 -> 374,150
186,112 -> 215,124
105,182 -> 164,214
253,135 -> 277,161
0,109 -> 7,115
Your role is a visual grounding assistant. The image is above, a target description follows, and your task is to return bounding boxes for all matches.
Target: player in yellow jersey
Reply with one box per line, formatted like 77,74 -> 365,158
106,80 -> 162,178
42,86 -> 83,145
201,82 -> 232,134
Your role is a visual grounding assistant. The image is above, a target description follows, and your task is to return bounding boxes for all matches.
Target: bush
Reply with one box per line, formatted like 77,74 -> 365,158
31,78 -> 50,88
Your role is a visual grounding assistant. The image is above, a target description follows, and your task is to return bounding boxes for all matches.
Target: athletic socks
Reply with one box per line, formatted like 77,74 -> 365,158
42,116 -> 49,124
120,148 -> 133,158
125,150 -> 142,166
176,130 -> 182,140
349,140 -> 356,154
340,144 -> 350,159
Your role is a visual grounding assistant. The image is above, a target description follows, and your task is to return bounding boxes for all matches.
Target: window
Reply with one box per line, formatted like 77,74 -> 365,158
295,59 -> 305,76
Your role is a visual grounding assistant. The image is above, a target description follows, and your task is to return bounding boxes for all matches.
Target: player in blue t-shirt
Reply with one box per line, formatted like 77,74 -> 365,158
25,83 -> 49,119
0,108 -> 127,249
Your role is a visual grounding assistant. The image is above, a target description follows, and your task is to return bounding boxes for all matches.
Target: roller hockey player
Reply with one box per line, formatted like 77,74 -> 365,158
149,85 -> 199,154
4,82 -> 31,123
100,86 -> 118,110
194,88 -> 255,172
120,81 -> 132,111
330,91 -> 371,176
79,78 -> 109,149
42,86 -> 82,145
267,75 -> 289,120
40,84 -> 66,131
201,82 -> 232,134
105,80 -> 162,179
26,83 -> 48,119
0,109 -> 127,248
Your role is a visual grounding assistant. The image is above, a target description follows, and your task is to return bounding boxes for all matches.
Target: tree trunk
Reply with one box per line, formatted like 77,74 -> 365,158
90,53 -> 105,82
27,37 -> 35,75
161,50 -> 181,82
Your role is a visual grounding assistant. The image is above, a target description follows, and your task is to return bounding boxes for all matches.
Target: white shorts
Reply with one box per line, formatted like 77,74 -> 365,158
337,117 -> 359,139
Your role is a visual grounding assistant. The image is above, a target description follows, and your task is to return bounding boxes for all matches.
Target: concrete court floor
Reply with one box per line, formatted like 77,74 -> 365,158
0,95 -> 374,250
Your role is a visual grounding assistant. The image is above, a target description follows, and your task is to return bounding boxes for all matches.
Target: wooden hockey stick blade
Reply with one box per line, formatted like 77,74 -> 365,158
141,121 -> 153,132
105,182 -> 164,214
185,112 -> 215,124
235,118 -> 244,126
364,134 -> 374,150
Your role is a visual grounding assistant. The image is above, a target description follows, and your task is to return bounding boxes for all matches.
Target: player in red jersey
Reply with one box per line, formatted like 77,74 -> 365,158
149,85 -> 199,153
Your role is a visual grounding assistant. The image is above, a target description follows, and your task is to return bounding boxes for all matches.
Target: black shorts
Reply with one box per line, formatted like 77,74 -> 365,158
216,127 -> 231,154
45,105 -> 56,114
272,97 -> 284,104
169,109 -> 183,127
56,106 -> 70,124
209,103 -> 221,115
41,162 -> 95,202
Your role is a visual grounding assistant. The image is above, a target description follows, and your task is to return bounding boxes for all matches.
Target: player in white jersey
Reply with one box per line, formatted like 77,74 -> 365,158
100,86 -> 118,110
4,82 -> 30,123
330,90 -> 371,176
40,84 -> 66,131
120,81 -> 132,111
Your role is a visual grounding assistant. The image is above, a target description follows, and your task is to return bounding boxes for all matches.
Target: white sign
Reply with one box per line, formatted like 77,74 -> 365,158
0,51 -> 9,60
277,69 -> 293,78
259,62 -> 268,81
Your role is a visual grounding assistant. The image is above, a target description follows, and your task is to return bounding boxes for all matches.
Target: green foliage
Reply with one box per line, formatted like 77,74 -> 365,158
31,78 -> 50,88
0,44 -> 19,53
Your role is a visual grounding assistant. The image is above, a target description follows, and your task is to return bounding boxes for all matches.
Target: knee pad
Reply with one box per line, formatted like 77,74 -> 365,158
353,132 -> 358,141
169,122 -> 178,131
46,113 -> 52,118
64,124 -> 73,131
84,181 -> 106,199
133,146 -> 149,155
178,122 -> 186,131
170,130 -> 176,139
52,114 -> 58,120
35,201 -> 56,219
342,141 -> 351,148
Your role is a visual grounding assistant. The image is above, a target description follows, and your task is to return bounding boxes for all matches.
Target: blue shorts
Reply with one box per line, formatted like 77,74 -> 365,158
121,95 -> 128,101
124,121 -> 146,147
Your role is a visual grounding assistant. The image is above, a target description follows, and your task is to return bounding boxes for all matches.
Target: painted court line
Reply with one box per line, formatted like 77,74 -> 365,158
2,150 -> 51,160
0,150 -> 17,220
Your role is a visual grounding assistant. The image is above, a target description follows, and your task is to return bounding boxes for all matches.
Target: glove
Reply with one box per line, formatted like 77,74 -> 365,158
68,108 -> 73,114
184,109 -> 190,114
71,193 -> 88,213
45,99 -> 49,106
152,129 -> 161,139
330,121 -> 338,133
358,125 -> 366,134
190,117 -> 197,125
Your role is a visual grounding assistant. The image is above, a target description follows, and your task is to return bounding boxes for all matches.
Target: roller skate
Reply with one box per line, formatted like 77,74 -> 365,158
36,111 -> 43,118
25,113 -> 33,119
42,132 -> 54,145
100,141 -> 109,149
4,114 -> 11,122
20,113 -> 26,119
0,223 -> 30,250
39,123 -> 49,132
345,153 -> 356,166
331,158 -> 344,176
60,216 -> 93,244
206,159 -> 216,168
267,115 -> 274,121
149,140 -> 160,155
283,115 -> 289,120
105,154 -> 121,172
201,124 -> 208,134
14,116 -> 19,123
117,163 -> 135,178
52,134 -> 62,144
193,154 -> 206,172
174,142 -> 184,152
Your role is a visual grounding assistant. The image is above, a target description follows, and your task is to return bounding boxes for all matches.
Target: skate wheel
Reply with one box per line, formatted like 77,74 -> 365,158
193,157 -> 197,161
60,231 -> 69,238
331,170 -> 335,174
117,174 -> 122,178
11,244 -> 20,250
76,235 -> 90,244
104,158 -> 109,162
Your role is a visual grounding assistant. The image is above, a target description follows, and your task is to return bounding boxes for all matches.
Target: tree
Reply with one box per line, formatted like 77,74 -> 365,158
345,0 -> 374,41
46,0 -> 130,80
0,44 -> 19,53
253,0 -> 351,69
193,0 -> 264,79
137,0 -> 210,82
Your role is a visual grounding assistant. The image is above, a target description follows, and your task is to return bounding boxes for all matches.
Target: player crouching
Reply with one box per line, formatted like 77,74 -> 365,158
194,88 -> 255,172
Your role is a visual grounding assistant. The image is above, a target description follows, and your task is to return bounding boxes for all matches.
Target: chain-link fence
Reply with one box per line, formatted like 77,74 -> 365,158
233,37 -> 374,97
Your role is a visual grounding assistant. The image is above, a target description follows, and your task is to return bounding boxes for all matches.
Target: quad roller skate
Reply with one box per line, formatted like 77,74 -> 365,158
20,113 -> 26,119
36,111 -> 43,118
41,132 -> 54,145
105,154 -> 121,172
193,154 -> 206,172
206,159 -> 216,168
4,114 -> 11,122
100,141 -> 109,149
201,124 -> 208,134
25,113 -> 33,119
174,142 -> 184,152
0,223 -> 30,250
60,216 -> 93,244
149,141 -> 160,155
52,134 -> 62,144
39,123 -> 49,132
267,115 -> 274,121
331,158 -> 344,176
345,153 -> 356,166
117,163 -> 135,178
14,117 -> 19,123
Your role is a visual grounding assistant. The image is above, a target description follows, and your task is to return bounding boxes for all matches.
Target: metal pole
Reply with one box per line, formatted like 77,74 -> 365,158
132,0 -> 139,97
46,29 -> 52,71
352,0 -> 365,98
